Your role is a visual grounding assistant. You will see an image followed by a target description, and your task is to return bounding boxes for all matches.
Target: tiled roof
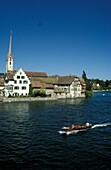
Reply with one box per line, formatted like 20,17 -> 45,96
6,70 -> 47,79
6,54 -> 14,61
78,77 -> 86,85
57,75 -> 77,85
25,71 -> 47,78
0,78 -> 4,86
31,81 -> 54,89
48,75 -> 59,78
54,87 -> 63,93
31,77 -> 58,84
32,75 -> 78,85
6,70 -> 16,80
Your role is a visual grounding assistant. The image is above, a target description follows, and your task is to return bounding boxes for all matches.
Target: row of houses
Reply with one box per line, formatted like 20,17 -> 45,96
0,68 -> 86,98
0,31 -> 86,98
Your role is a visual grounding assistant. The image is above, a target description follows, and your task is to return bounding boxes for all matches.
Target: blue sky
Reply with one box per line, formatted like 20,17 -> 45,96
0,0 -> 111,80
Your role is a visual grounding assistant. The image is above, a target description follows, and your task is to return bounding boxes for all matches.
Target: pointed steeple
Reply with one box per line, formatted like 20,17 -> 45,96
8,30 -> 12,56
6,30 -> 14,73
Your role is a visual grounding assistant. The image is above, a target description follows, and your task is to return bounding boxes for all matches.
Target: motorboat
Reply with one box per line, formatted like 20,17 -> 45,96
61,124 -> 92,132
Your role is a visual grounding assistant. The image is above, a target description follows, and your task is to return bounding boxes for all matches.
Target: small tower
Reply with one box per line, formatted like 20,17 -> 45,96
6,30 -> 14,73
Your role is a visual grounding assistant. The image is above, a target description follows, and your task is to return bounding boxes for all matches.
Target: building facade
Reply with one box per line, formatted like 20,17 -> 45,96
3,31 -> 86,98
5,68 -> 30,97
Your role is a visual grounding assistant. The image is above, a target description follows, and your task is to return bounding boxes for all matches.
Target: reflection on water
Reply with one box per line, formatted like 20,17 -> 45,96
0,103 -> 30,123
0,92 -> 111,169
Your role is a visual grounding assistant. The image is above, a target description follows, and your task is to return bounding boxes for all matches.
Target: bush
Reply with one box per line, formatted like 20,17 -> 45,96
85,90 -> 93,98
32,88 -> 46,97
39,87 -> 46,97
46,94 -> 51,97
32,89 -> 39,97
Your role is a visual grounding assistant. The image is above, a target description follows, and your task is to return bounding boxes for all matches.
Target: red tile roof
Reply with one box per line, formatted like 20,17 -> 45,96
57,75 -> 77,85
31,81 -> 54,89
25,71 -> 47,78
6,70 -> 47,79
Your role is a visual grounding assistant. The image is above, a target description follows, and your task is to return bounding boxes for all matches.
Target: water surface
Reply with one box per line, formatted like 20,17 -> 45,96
0,91 -> 111,169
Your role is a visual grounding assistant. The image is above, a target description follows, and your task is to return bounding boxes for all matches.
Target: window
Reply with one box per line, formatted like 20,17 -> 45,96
20,72 -> 22,75
8,86 -> 13,90
21,76 -> 25,79
23,80 -> 28,84
10,62 -> 11,65
19,80 -> 22,84
22,86 -> 26,90
5,80 -> 8,84
14,80 -> 17,84
14,86 -> 19,90
17,76 -> 20,79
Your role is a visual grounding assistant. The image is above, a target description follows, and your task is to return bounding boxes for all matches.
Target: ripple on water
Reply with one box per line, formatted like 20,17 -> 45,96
0,92 -> 111,169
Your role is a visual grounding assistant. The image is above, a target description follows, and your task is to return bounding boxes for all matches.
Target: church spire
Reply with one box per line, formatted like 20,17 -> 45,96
6,30 -> 14,73
8,30 -> 12,56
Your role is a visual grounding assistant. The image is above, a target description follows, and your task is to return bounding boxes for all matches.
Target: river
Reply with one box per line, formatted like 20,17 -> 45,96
0,91 -> 111,169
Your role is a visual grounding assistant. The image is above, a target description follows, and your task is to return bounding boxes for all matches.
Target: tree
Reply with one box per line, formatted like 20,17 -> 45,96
86,80 -> 92,91
105,80 -> 109,87
29,84 -> 33,96
82,70 -> 87,82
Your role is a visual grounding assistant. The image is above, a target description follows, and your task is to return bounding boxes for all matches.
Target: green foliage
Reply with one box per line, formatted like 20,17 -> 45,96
82,70 -> 87,82
82,70 -> 93,97
0,73 -> 4,76
85,90 -> 93,98
82,70 -> 111,91
32,89 -> 39,97
86,80 -> 92,91
32,88 -> 46,97
108,84 -> 111,89
29,84 -> 33,96
46,94 -> 51,97
39,87 -> 46,97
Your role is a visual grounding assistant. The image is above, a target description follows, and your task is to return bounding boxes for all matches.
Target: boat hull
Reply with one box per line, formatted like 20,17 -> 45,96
62,125 -> 92,132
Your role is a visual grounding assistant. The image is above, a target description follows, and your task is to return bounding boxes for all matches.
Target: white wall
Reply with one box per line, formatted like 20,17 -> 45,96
5,68 -> 30,97
13,68 -> 30,96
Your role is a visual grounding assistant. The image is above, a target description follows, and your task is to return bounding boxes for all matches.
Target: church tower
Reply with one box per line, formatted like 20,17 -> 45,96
6,30 -> 14,73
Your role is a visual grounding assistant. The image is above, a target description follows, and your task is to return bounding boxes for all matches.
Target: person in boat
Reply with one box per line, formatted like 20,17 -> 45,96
86,122 -> 90,126
71,125 -> 75,129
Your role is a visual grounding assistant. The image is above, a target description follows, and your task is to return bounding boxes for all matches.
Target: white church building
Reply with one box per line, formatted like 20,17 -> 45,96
4,31 -> 86,98
5,31 -> 30,97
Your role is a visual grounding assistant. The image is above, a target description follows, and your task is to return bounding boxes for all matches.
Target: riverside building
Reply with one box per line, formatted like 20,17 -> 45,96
2,31 -> 86,98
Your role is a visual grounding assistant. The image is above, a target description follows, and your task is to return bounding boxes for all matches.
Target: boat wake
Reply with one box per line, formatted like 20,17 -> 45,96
59,129 -> 87,135
59,122 -> 111,135
91,122 -> 111,129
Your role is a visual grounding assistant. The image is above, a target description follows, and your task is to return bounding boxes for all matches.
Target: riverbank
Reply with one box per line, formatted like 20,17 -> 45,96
0,97 -> 58,103
93,89 -> 111,92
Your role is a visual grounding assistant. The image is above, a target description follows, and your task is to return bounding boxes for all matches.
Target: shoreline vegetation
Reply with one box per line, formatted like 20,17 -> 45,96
82,70 -> 111,98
